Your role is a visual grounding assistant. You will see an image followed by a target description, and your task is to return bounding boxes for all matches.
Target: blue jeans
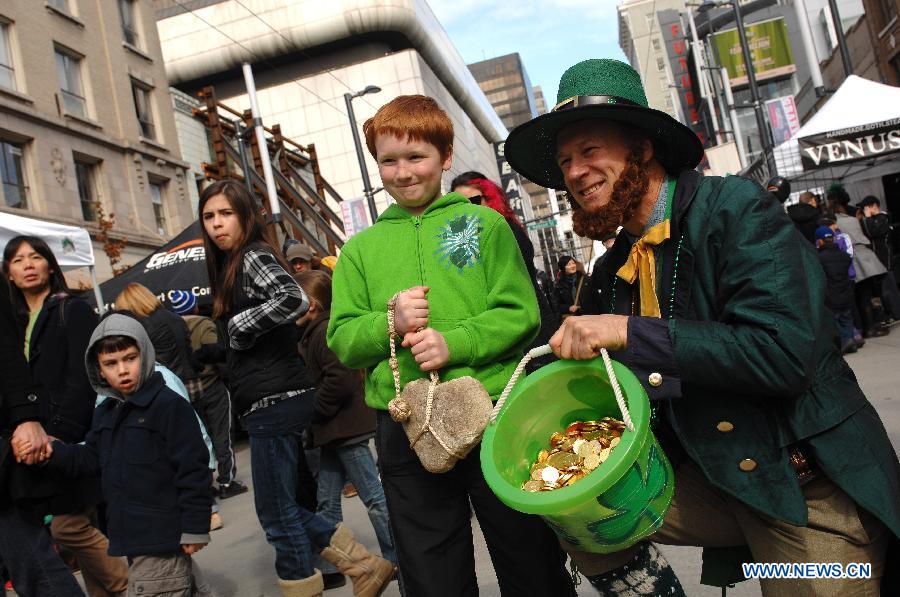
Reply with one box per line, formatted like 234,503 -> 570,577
315,441 -> 396,574
832,307 -> 854,346
0,505 -> 84,596
244,395 -> 337,580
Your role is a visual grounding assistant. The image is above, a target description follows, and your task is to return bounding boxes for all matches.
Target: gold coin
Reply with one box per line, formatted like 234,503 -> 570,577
584,453 -> 600,470
598,447 -> 611,462
576,442 -> 593,458
537,449 -> 549,463
530,467 -> 545,481
523,480 -> 544,492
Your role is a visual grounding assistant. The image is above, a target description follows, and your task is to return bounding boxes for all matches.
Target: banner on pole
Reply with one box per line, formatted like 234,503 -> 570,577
713,17 -> 796,88
765,95 -> 801,144
340,197 -> 372,239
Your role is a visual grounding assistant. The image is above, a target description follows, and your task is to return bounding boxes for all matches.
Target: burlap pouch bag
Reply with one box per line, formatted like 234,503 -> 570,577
385,291 -> 492,473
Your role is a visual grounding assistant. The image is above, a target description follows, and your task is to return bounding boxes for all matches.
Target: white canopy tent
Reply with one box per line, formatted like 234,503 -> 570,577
0,211 -> 104,311
774,75 -> 900,184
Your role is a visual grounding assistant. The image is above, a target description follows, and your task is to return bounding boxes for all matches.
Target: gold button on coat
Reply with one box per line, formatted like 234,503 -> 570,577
739,459 -> 757,472
716,421 -> 735,433
648,372 -> 663,387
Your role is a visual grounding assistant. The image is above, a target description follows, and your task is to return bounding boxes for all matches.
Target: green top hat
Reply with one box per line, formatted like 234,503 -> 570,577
505,59 -> 704,190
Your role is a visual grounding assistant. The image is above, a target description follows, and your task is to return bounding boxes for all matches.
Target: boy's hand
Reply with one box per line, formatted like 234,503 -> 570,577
181,543 -> 207,555
394,286 -> 430,334
402,328 -> 449,371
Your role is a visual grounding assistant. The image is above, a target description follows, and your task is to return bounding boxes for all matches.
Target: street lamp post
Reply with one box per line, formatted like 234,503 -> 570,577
700,1 -> 776,174
344,85 -> 381,224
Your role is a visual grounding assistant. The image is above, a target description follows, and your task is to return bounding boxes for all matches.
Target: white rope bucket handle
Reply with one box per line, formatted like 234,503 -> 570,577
490,344 -> 635,433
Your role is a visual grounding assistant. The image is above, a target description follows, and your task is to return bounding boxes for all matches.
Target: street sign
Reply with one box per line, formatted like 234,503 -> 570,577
527,219 -> 557,230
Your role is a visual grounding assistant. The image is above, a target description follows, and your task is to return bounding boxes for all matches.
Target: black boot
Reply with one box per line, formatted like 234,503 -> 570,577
586,542 -> 685,596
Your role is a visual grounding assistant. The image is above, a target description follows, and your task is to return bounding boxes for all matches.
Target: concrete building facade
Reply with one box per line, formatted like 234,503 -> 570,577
0,0 -> 195,283
618,0 -> 687,121
862,0 -> 900,84
155,0 -> 505,218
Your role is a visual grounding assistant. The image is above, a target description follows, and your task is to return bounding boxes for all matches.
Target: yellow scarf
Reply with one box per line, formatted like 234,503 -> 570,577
616,219 -> 670,317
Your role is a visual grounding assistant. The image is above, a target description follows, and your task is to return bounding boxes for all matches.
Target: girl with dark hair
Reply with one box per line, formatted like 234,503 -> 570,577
199,180 -> 393,596
294,269 -> 396,589
3,236 -> 128,595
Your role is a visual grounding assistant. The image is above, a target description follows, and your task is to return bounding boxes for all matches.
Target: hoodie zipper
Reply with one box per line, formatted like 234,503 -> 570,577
413,216 -> 425,284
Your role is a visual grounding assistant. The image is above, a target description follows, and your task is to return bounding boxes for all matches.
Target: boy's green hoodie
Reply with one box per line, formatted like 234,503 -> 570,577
327,192 -> 539,410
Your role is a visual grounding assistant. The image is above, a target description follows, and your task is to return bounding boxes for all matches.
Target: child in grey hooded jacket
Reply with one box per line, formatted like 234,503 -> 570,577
46,313 -> 212,596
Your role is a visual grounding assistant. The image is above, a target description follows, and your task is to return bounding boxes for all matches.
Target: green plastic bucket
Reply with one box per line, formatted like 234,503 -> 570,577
480,353 -> 675,554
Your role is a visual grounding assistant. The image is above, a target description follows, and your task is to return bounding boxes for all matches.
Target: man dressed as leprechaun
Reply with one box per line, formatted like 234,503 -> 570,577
505,58 -> 900,596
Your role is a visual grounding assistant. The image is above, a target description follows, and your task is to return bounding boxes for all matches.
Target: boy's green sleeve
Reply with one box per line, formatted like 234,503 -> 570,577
443,218 -> 539,367
326,247 -> 390,369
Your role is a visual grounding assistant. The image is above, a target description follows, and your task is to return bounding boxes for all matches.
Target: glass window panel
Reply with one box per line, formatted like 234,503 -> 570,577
149,182 -> 165,235
54,49 -> 86,117
119,0 -> 139,46
74,160 -> 98,221
0,139 -> 27,209
131,81 -> 155,139
0,24 -> 14,91
48,0 -> 70,11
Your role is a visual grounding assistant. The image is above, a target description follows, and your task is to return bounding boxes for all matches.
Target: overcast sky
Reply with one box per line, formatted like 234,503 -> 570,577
428,0 -> 628,110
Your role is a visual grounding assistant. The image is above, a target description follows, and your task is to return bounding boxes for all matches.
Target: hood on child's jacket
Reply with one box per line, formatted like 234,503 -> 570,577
84,313 -> 156,400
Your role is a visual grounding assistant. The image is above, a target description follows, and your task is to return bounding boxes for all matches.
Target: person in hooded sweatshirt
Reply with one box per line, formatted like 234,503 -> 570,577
41,313 -> 212,597
786,191 -> 821,244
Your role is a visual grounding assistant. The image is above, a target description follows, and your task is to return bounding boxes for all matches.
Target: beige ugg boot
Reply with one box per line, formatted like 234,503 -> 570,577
321,524 -> 395,597
278,570 -> 324,597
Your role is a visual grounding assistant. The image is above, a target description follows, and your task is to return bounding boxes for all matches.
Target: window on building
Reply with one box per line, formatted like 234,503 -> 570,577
118,0 -> 139,47
0,138 -> 27,209
131,80 -> 155,139
48,0 -> 70,11
74,157 -> 98,221
54,46 -> 86,118
149,180 -> 166,235
657,57 -> 666,72
652,38 -> 661,52
876,0 -> 897,23
0,22 -> 15,91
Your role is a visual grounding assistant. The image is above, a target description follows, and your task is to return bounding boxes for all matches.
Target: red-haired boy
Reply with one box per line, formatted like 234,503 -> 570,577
327,95 -> 574,595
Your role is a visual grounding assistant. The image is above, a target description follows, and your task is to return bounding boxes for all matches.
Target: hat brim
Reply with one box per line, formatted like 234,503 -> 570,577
505,104 -> 704,190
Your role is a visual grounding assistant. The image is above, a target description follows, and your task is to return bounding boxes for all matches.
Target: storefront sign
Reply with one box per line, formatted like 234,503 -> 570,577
799,118 -> 900,170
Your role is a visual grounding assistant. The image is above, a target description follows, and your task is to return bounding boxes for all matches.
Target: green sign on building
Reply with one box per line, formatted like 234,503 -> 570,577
713,17 -> 796,88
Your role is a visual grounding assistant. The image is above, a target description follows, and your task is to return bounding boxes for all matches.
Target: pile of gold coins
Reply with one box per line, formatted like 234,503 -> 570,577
521,418 -> 626,492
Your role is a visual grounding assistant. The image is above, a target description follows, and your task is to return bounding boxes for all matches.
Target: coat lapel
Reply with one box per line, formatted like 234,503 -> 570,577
658,170 -> 701,319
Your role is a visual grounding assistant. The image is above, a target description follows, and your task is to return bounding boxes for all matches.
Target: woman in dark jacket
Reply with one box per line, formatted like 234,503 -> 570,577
450,172 -> 560,371
3,235 -> 127,595
1,275 -> 85,596
114,282 -> 202,400
555,255 -> 586,317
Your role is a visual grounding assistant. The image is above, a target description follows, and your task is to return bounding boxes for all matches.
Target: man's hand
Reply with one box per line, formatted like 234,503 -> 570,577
549,315 -> 629,360
568,305 -> 580,314
11,421 -> 50,465
181,543 -> 207,555
402,328 -> 450,371
394,286 -> 430,334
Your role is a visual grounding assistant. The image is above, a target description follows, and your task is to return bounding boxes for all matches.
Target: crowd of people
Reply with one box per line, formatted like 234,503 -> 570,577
0,57 -> 898,597
783,185 -> 900,353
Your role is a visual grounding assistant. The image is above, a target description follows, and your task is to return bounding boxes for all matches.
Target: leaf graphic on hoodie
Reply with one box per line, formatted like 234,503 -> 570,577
435,215 -> 482,271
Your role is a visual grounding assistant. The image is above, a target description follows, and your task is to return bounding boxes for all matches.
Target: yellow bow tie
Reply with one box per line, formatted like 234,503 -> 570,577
616,220 -> 671,318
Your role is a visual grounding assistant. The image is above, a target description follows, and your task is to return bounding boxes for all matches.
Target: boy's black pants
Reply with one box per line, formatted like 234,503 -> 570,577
375,411 -> 574,597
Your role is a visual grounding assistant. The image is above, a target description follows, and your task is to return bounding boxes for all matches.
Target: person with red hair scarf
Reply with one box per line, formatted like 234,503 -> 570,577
451,172 -> 559,370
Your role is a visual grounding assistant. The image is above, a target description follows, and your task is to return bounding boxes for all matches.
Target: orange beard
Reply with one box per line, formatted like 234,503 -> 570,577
571,148 -> 649,241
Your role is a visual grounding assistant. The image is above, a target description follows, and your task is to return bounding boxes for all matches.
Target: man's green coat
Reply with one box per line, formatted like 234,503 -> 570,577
587,171 -> 900,539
